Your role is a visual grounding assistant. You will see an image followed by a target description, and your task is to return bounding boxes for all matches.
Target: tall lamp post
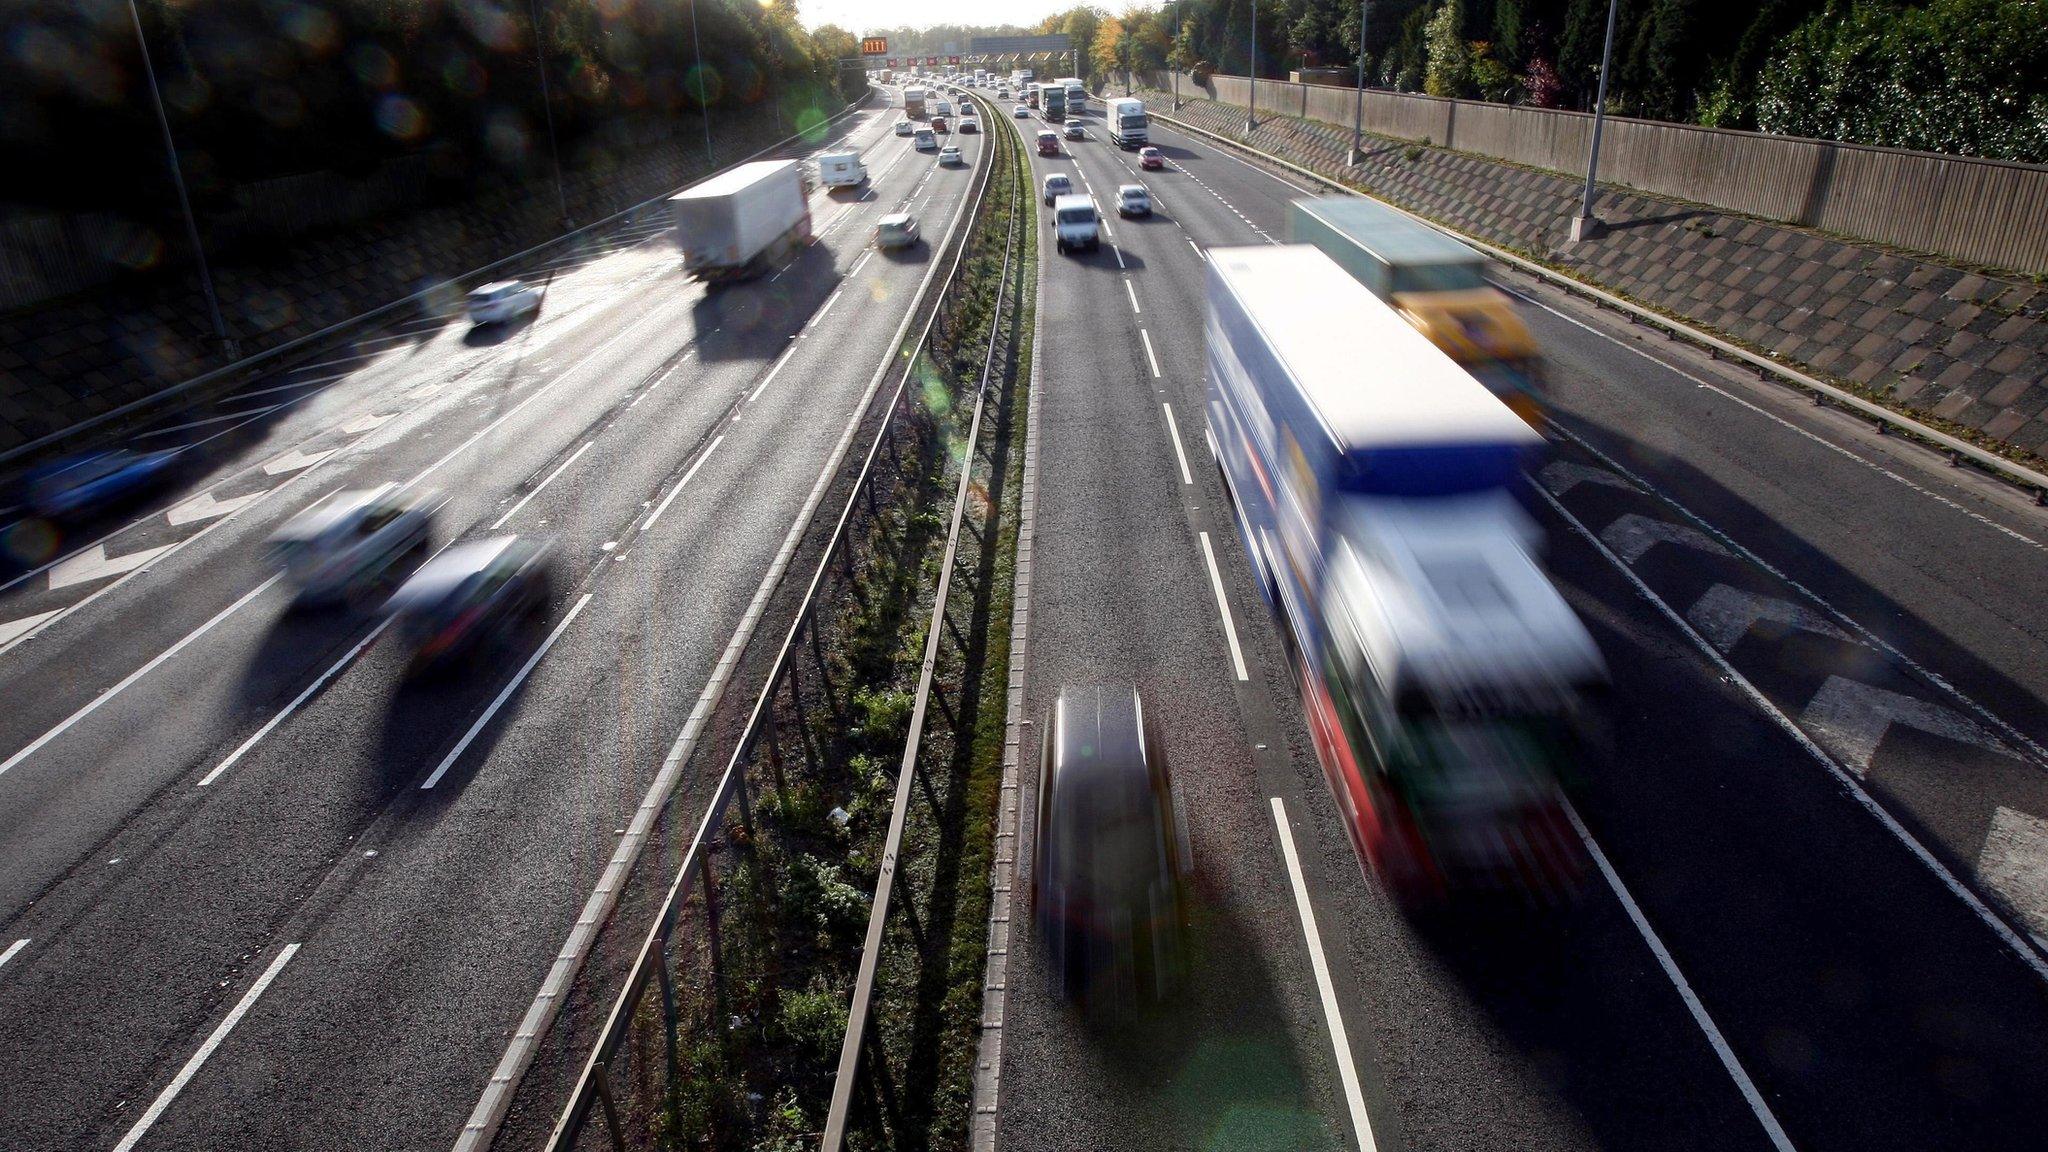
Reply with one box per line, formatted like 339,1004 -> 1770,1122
1171,1 -> 1181,110
1570,0 -> 1619,242
1245,0 -> 1258,132
688,0 -> 714,166
127,0 -> 234,358
1347,0 -> 1368,165
529,0 -> 570,227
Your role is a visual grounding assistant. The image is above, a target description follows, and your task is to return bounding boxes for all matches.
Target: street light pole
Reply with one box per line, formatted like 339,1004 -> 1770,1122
1348,0 -> 1368,165
1570,0 -> 1619,243
688,0 -> 714,166
127,0 -> 234,358
528,0 -> 570,228
1171,1 -> 1181,110
1245,0 -> 1257,132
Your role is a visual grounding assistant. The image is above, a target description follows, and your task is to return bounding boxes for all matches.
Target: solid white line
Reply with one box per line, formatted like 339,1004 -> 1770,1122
0,575 -> 282,779
1566,803 -> 1799,1151
199,617 -> 393,787
112,942 -> 301,1152
1536,484 -> 2048,982
750,346 -> 801,403
225,372 -> 350,401
0,938 -> 25,968
132,404 -> 286,439
1512,289 -> 2040,552
1161,403 -> 1193,485
1125,279 -> 1142,314
1269,797 -> 1378,1152
491,441 -> 593,530
1140,328 -> 1163,379
642,436 -> 725,532
421,593 -> 592,790
1198,531 -> 1250,681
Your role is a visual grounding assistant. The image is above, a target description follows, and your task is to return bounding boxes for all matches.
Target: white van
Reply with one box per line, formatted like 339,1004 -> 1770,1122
1052,194 -> 1100,254
817,150 -> 866,189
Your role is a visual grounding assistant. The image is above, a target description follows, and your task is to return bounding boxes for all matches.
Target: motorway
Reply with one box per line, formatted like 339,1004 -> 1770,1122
0,90 -> 990,1151
989,91 -> 2048,1152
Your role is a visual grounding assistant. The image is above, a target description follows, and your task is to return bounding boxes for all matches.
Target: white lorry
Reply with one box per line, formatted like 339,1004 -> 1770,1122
816,150 -> 866,190
668,160 -> 811,283
1105,97 -> 1147,148
1059,77 -> 1086,113
1205,244 -> 1605,899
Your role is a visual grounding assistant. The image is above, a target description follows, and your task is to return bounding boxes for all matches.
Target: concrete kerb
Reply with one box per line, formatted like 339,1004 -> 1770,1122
0,89 -> 882,471
1147,107 -> 2048,504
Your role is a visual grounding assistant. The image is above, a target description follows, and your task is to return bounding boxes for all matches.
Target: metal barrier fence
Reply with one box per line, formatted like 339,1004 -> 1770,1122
542,99 -> 1022,1152
1152,71 -> 2048,276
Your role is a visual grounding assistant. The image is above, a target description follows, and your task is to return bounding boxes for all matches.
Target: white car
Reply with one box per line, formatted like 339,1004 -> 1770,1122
1013,104 -> 1031,118
1064,121 -> 1086,140
894,119 -> 915,136
269,484 -> 435,606
1117,184 -> 1151,216
876,212 -> 920,249
466,280 -> 540,325
1041,173 -> 1072,205
914,128 -> 937,151
939,144 -> 965,166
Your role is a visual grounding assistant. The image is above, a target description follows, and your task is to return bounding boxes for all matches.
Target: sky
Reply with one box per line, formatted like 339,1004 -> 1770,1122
797,1 -> 1134,35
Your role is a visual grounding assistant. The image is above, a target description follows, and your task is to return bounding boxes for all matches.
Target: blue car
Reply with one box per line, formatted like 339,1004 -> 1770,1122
23,449 -> 186,520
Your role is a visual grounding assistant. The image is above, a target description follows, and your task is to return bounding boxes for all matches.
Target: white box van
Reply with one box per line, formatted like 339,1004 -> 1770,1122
1052,194 -> 1100,254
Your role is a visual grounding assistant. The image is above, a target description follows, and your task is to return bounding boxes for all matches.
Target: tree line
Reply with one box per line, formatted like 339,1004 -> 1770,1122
985,1 -> 2048,163
2,0 -> 870,218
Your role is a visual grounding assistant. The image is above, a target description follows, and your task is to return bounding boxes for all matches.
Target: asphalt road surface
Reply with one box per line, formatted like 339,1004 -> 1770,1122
988,90 -> 2048,1152
0,90 -> 990,1152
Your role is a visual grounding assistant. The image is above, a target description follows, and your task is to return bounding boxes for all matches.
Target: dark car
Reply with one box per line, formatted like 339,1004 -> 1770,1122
1033,684 -> 1191,1005
932,115 -> 949,133
382,534 -> 553,671
22,448 -> 185,521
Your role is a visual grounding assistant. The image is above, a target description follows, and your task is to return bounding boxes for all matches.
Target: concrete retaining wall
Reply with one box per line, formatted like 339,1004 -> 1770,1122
1154,72 -> 2048,276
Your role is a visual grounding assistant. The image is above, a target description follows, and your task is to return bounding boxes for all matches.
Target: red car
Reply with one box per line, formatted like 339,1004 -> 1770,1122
1037,130 -> 1059,156
1139,146 -> 1165,170
932,115 -> 949,133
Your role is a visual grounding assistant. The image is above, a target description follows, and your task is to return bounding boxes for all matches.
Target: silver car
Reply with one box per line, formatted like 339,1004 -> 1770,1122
269,484 -> 434,606
876,212 -> 920,249
466,280 -> 540,325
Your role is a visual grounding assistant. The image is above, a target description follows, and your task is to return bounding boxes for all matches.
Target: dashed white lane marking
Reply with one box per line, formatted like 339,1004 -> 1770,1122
1112,245 -> 1127,269
0,938 -> 26,969
1161,402 -> 1193,485
811,287 -> 846,327
421,593 -> 593,790
112,942 -> 301,1152
751,345 -> 801,403
642,436 -> 725,532
262,447 -> 336,476
1566,803 -> 1800,1151
1269,796 -> 1379,1152
1187,238 -> 1206,260
0,575 -> 282,780
1536,482 -> 2048,983
849,249 -> 874,276
1197,531 -> 1249,681
1140,329 -> 1163,379
1125,279 -> 1142,314
199,617 -> 394,787
491,441 -> 594,530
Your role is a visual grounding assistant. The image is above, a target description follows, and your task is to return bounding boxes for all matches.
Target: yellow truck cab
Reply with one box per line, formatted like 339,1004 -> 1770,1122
1391,288 -> 1544,425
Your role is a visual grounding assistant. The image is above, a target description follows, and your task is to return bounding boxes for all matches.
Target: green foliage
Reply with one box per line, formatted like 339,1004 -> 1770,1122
1424,0 -> 1473,96
1756,0 -> 2048,162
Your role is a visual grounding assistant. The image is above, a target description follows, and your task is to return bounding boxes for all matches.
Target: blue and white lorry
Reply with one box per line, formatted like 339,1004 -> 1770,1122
1205,245 -> 1606,898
